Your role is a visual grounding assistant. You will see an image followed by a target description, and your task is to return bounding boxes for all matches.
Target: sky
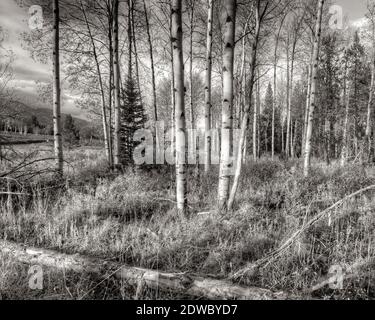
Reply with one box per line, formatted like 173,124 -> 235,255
0,0 -> 370,120
0,0 -> 82,118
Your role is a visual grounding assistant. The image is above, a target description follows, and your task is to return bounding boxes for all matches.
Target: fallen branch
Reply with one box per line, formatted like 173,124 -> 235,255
232,185 -> 375,280
0,240 -> 290,300
310,256 -> 375,292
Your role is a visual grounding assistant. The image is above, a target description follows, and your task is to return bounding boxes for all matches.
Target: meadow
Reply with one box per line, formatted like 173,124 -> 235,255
0,144 -> 374,300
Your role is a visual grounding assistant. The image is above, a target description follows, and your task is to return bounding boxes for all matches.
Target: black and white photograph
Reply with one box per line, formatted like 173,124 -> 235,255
0,0 -> 374,305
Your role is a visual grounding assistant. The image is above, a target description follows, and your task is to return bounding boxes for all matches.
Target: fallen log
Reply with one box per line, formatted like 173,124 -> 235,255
0,240 -> 289,300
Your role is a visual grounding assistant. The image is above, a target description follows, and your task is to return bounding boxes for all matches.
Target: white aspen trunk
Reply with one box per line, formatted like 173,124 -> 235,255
272,14 -> 286,160
172,0 -> 187,213
289,41 -> 297,159
302,60 -> 312,152
108,14 -> 114,167
143,0 -> 157,123
189,1 -> 195,129
53,0 -> 63,176
341,59 -> 350,167
169,8 -> 176,162
272,50 -> 279,159
228,1 -> 260,211
80,0 -> 112,168
285,38 -> 291,158
218,0 -> 236,210
131,0 -> 143,106
204,0 -> 214,172
128,0 -> 133,80
113,0 -> 121,168
303,0 -> 324,177
235,16 -> 250,130
143,0 -> 158,164
253,78 -> 258,161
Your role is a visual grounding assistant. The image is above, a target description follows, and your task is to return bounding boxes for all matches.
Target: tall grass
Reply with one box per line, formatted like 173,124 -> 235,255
0,148 -> 374,299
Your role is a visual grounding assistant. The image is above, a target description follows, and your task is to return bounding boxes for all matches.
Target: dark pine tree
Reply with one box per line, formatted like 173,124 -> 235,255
63,114 -> 80,146
119,77 -> 147,165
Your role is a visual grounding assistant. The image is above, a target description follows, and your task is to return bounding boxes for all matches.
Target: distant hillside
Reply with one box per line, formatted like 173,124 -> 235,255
2,100 -> 91,129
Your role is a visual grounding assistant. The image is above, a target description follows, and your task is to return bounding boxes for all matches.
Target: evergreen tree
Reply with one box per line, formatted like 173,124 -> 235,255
119,77 -> 147,165
346,32 -> 370,158
63,114 -> 80,145
259,83 -> 274,154
317,33 -> 341,164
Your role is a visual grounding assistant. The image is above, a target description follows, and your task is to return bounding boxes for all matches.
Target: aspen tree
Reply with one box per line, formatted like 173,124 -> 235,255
303,0 -> 325,177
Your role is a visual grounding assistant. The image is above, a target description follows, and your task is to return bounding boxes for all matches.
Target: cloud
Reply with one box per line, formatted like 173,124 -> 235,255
0,0 -> 87,120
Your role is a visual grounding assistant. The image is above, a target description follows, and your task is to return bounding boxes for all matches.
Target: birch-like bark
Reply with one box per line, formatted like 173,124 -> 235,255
53,0 -> 63,176
172,0 -> 187,213
143,0 -> 157,122
302,59 -> 312,152
169,5 -> 176,164
189,1 -> 195,129
108,8 -> 114,167
131,0 -> 142,104
285,37 -> 290,158
303,0 -> 325,177
204,0 -> 213,172
127,0 -> 133,80
80,0 -> 112,167
218,0 -> 236,210
113,0 -> 121,168
289,48 -> 296,159
253,78 -> 258,161
228,0 -> 261,211
272,12 -> 287,159
341,58 -> 350,167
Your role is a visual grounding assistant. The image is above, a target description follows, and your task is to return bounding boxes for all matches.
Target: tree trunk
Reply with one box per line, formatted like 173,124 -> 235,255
80,0 -> 112,168
272,15 -> 287,159
341,59 -> 350,167
0,240 -> 287,300
172,0 -> 187,213
113,0 -> 121,168
302,59 -> 312,152
289,40 -> 297,159
167,8 -> 176,164
204,0 -> 214,173
228,0 -> 260,211
143,0 -> 157,123
303,0 -> 324,177
108,11 -> 114,168
218,0 -> 237,210
189,1 -> 195,129
128,0 -> 133,80
131,0 -> 143,105
53,0 -> 63,176
253,79 -> 258,161
365,56 -> 375,161
285,38 -> 290,158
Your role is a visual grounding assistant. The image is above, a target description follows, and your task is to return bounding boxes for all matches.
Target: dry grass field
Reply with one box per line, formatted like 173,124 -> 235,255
0,145 -> 374,300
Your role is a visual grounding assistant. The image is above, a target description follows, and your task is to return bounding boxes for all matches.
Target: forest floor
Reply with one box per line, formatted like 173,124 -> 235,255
0,145 -> 374,300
